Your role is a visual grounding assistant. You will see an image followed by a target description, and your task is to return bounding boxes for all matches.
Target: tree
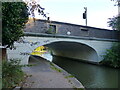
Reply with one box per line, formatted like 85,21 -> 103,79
2,2 -> 28,49
2,2 -> 28,60
24,0 -> 48,21
108,0 -> 120,30
108,16 -> 120,30
111,0 -> 120,6
101,0 -> 120,68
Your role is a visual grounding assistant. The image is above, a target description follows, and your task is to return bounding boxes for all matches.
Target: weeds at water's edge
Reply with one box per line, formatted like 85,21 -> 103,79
65,75 -> 75,79
50,62 -> 62,72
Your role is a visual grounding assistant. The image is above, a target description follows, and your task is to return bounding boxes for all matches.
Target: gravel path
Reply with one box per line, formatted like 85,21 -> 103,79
21,55 -> 84,89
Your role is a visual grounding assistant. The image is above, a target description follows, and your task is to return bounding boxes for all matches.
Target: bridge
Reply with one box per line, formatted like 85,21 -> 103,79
7,32 -> 119,65
7,20 -> 119,64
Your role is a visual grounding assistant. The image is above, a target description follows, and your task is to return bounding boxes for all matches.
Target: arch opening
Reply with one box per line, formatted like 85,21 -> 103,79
45,41 -> 99,63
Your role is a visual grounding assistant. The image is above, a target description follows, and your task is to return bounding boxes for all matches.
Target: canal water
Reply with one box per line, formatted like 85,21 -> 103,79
51,56 -> 119,88
33,49 -> 119,88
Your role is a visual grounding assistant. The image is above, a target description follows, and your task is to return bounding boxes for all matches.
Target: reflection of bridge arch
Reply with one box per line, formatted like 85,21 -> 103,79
44,41 -> 99,63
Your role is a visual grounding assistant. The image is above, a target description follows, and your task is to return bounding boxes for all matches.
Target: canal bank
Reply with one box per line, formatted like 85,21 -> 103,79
21,55 -> 84,89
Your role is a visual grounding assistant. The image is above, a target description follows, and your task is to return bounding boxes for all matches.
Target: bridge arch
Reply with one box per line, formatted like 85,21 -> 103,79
7,35 -> 115,65
32,41 -> 99,63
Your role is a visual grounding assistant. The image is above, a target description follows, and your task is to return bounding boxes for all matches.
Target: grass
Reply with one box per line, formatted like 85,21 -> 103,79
50,62 -> 62,72
65,75 -> 74,79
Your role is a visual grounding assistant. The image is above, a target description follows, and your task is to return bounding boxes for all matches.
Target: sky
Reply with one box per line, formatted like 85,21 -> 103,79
33,0 -> 118,29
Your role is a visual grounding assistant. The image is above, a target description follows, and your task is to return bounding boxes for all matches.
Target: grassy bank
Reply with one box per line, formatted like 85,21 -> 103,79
2,59 -> 30,89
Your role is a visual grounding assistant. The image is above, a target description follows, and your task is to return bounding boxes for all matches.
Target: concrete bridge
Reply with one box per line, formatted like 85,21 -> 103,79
7,32 -> 119,65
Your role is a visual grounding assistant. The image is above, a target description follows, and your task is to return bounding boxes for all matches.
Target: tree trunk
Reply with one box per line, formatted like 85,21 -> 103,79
0,48 -> 1,60
1,48 -> 7,60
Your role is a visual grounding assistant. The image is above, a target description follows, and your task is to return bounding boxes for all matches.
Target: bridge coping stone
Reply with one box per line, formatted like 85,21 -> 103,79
24,32 -> 119,42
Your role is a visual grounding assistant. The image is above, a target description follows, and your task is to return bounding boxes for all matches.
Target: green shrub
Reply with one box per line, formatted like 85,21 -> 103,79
45,28 -> 55,34
2,59 -> 26,88
100,43 -> 120,68
45,26 -> 56,34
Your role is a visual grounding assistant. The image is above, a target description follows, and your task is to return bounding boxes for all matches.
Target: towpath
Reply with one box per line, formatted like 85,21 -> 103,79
21,55 -> 84,89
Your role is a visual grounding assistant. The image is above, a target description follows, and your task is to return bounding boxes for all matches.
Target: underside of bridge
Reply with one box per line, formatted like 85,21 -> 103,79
45,41 -> 99,63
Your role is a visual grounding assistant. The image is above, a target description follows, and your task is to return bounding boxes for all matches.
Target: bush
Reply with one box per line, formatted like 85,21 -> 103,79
2,59 -> 26,88
100,43 -> 120,68
45,26 -> 56,34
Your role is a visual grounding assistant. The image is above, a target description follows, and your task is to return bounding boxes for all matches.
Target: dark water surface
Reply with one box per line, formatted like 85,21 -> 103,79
52,56 -> 119,88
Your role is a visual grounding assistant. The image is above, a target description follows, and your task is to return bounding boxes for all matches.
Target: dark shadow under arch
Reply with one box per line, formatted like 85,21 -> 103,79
45,41 -> 99,63
28,55 -> 46,64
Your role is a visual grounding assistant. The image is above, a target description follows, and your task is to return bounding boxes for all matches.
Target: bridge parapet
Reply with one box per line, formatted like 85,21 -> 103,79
24,19 -> 120,40
24,32 -> 119,42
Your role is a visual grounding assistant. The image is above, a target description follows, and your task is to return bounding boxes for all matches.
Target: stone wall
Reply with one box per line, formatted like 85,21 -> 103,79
24,19 -> 119,40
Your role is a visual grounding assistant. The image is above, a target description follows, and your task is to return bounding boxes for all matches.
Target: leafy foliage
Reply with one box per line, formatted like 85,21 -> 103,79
2,59 -> 25,88
2,2 -> 28,48
111,0 -> 120,6
100,43 -> 120,68
2,59 -> 33,88
108,16 -> 120,30
24,0 -> 48,22
108,0 -> 120,30
45,27 -> 56,34
103,0 -> 120,68
26,1 -> 47,18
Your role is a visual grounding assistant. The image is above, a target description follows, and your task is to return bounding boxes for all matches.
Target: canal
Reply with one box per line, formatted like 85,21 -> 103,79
39,50 -> 119,88
51,56 -> 119,88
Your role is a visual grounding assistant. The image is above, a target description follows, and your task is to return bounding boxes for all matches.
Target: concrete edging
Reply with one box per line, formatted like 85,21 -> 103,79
24,32 -> 119,42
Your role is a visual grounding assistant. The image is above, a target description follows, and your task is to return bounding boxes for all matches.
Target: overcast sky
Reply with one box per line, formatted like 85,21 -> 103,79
34,0 -> 118,29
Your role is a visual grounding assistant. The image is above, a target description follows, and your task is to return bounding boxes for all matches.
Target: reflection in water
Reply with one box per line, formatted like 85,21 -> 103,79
52,56 -> 118,88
